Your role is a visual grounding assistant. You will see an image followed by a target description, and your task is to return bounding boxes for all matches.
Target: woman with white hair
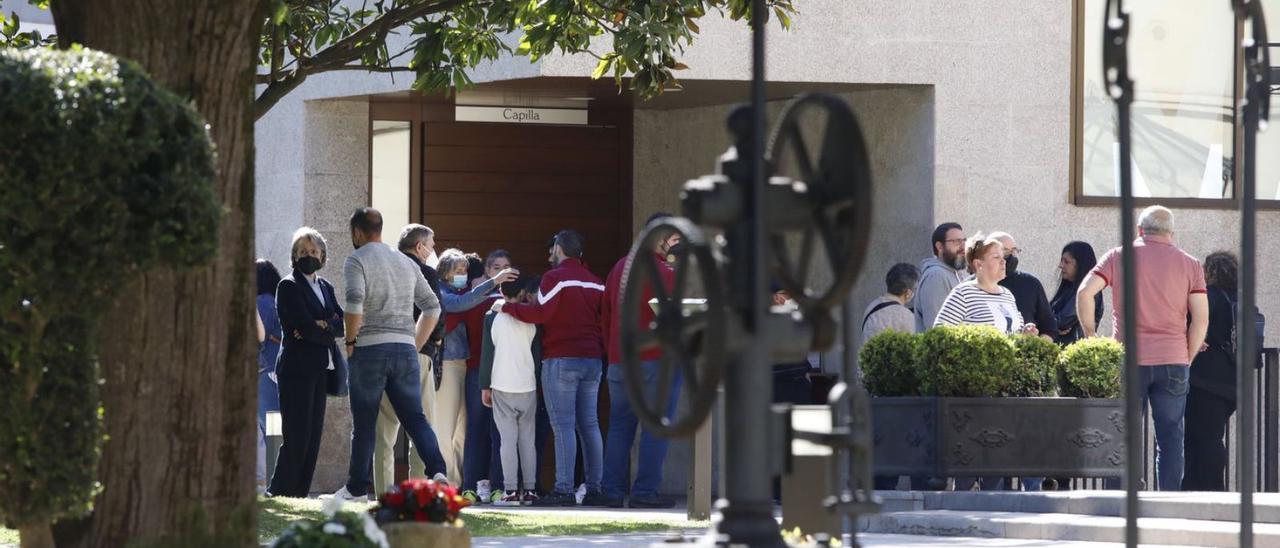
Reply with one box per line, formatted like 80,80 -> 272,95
267,227 -> 345,498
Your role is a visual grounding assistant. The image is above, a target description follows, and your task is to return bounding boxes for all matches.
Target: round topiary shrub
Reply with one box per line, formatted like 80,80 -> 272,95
0,47 -> 218,543
1007,335 -> 1060,397
860,330 -> 922,396
916,325 -> 1015,397
1059,338 -> 1124,398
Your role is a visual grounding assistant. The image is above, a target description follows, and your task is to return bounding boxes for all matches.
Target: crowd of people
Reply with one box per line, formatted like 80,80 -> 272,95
863,205 -> 1256,492
252,208 -> 759,508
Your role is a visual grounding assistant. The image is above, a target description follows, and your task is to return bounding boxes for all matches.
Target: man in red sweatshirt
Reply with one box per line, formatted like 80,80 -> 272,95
599,213 -> 681,508
493,229 -> 607,506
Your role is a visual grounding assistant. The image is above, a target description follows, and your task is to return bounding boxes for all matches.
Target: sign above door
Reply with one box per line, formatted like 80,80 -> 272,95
455,105 -> 588,125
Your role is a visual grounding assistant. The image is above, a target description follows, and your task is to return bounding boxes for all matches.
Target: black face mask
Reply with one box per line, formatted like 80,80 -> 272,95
295,256 -> 322,275
1004,254 -> 1019,276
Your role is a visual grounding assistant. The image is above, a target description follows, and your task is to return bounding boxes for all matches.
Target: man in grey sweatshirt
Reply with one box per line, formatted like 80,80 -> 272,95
913,222 -> 967,332
330,208 -> 448,501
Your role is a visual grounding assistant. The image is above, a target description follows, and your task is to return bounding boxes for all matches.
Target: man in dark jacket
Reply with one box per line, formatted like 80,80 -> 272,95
992,232 -> 1057,339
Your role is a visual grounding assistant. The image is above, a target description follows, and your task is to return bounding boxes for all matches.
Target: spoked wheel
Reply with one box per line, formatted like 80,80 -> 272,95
765,93 -> 873,315
618,217 -> 728,438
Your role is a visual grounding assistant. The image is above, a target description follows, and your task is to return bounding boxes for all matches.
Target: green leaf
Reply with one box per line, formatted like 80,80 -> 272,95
272,1 -> 288,25
590,53 -> 614,79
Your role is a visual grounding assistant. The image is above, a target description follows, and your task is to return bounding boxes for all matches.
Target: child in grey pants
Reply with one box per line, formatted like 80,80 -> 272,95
480,278 -> 542,504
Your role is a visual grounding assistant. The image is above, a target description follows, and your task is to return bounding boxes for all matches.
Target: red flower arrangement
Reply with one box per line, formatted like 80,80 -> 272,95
372,478 -> 467,526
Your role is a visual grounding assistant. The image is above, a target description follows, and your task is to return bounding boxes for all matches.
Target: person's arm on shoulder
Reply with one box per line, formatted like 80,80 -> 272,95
501,275 -> 563,324
479,312 -> 497,407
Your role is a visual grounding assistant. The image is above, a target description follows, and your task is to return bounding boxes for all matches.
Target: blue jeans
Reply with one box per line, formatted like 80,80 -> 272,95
603,361 -> 680,499
1141,364 -> 1189,491
345,343 -> 446,496
542,357 -> 604,494
463,367 -> 503,492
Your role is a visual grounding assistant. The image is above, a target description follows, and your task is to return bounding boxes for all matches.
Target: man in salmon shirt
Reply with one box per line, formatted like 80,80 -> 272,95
493,229 -> 607,506
1078,205 -> 1209,491
598,213 -> 681,508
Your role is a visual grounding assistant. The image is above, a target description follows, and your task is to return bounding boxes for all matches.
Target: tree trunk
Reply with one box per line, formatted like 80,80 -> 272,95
19,522 -> 54,548
49,1 -> 263,546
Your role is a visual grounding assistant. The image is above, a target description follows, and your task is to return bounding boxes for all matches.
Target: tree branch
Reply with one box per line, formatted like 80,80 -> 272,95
254,0 -> 472,120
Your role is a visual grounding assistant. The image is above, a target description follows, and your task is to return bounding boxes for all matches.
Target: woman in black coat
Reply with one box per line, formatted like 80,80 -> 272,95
267,228 -> 345,498
1049,241 -> 1104,346
1183,251 -> 1239,491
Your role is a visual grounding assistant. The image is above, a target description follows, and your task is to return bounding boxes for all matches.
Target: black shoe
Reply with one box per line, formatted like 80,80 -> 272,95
581,491 -> 620,507
532,491 -> 577,507
629,494 -> 676,509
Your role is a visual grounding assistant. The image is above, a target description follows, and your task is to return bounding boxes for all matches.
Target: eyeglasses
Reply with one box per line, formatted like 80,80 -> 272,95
943,238 -> 965,245
1006,247 -> 1023,255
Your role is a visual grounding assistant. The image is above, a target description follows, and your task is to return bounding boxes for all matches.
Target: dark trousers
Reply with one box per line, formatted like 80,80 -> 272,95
346,343 -> 446,496
463,367 -> 503,492
268,361 -> 327,497
1183,387 -> 1235,491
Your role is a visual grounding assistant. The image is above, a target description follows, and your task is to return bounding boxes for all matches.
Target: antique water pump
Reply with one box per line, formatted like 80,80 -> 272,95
617,92 -> 879,545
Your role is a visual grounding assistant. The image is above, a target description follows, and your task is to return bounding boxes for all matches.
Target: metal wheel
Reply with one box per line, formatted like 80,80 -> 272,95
765,93 -> 873,313
618,217 -> 728,438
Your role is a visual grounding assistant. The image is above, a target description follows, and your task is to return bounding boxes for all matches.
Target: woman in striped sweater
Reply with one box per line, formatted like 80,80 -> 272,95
934,233 -> 1039,337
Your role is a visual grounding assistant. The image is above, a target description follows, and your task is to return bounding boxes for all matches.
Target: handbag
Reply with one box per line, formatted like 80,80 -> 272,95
326,341 -> 349,397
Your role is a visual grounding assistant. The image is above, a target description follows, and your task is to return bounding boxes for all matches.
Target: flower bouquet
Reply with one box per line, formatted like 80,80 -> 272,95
271,498 -> 389,548
372,478 -> 471,548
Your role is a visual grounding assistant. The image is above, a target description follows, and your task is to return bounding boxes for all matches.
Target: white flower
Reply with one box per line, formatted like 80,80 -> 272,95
322,522 -> 347,536
358,512 -> 390,548
321,495 -> 344,517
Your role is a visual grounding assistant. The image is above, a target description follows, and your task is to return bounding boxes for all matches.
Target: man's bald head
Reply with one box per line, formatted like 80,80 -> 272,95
1139,205 -> 1174,236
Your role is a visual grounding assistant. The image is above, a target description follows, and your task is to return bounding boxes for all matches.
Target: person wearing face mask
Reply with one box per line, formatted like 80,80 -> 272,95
914,223 -> 968,331
493,229 -> 607,506
267,227 -> 345,498
991,232 -> 1057,343
434,248 -> 519,488
598,212 -> 682,508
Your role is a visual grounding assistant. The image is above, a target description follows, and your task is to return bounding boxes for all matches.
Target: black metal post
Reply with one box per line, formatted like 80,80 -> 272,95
712,0 -> 784,544
1101,2 -> 1140,546
1236,37 -> 1261,548
1267,349 -> 1279,492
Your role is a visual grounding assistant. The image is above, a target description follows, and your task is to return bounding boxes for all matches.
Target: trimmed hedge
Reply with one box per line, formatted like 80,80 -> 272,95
917,326 -> 1015,397
0,48 -> 218,530
1007,335 -> 1060,397
1059,337 -> 1124,398
860,329 -> 922,397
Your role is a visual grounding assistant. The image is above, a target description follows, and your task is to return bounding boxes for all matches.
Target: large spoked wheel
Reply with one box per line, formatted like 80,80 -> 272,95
618,217 -> 727,438
765,93 -> 873,313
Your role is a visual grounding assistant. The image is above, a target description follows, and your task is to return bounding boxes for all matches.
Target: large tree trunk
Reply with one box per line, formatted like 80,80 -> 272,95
49,1 -> 263,546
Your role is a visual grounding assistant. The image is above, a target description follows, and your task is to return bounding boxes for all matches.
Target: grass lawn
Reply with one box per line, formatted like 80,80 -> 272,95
0,497 -> 704,545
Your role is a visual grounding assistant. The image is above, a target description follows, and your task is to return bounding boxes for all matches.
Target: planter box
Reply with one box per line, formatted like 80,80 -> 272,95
872,397 -> 1125,478
381,522 -> 471,548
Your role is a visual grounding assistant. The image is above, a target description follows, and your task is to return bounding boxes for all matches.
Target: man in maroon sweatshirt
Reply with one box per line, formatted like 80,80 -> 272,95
493,229 -> 607,506
598,213 -> 681,508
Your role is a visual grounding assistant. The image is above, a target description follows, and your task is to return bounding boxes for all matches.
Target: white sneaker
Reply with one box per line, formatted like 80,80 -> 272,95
322,485 -> 371,502
575,483 -> 587,505
477,479 -> 492,504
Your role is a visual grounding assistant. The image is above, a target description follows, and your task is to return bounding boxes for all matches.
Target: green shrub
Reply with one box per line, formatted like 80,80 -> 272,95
860,330 -> 922,396
1059,338 -> 1124,398
916,326 -> 1015,397
1007,335 -> 1060,396
0,48 -> 218,534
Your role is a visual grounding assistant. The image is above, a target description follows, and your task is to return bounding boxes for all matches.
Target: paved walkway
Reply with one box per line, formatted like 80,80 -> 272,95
472,532 -> 1178,547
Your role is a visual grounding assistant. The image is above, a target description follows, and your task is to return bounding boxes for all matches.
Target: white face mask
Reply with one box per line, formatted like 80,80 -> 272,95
425,250 -> 440,269
450,274 -> 468,289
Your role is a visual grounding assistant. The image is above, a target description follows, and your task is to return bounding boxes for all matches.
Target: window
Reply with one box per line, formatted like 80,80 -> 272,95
1074,0 -> 1239,203
1259,0 -> 1280,201
370,120 -> 412,231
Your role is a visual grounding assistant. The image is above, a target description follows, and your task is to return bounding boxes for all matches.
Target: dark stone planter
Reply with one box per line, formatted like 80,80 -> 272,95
872,397 -> 1126,478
